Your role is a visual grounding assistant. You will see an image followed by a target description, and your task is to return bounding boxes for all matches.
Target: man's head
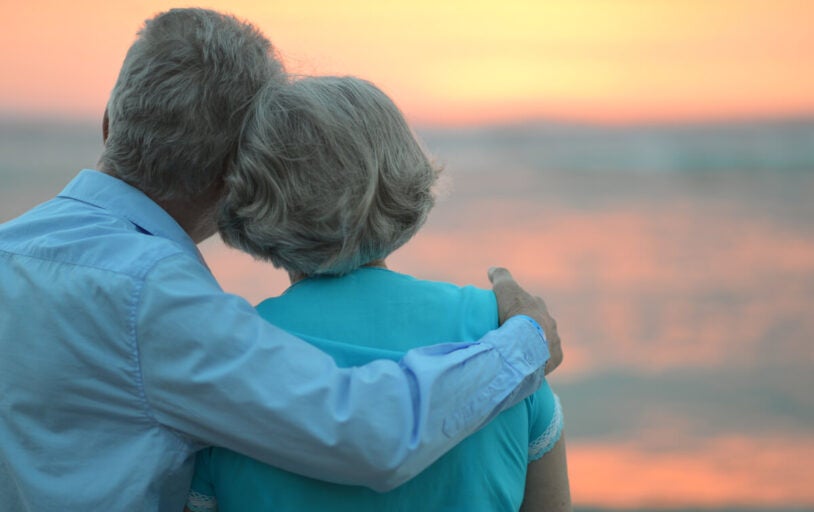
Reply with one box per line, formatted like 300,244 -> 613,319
99,8 -> 284,203
218,76 -> 441,277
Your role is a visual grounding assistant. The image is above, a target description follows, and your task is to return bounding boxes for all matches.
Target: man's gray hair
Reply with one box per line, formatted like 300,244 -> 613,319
219,76 -> 441,276
100,8 -> 284,201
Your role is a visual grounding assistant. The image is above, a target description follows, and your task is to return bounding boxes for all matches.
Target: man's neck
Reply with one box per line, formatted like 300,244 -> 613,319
155,196 -> 219,244
99,166 -> 221,245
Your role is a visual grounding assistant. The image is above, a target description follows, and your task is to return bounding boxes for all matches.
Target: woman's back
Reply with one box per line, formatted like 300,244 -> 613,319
188,267 -> 561,512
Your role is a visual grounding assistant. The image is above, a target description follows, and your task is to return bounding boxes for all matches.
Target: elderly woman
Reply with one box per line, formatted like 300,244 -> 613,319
186,76 -> 571,512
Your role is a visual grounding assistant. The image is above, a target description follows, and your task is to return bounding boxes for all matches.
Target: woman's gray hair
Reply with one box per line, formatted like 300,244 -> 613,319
219,76 -> 441,276
99,8 -> 284,201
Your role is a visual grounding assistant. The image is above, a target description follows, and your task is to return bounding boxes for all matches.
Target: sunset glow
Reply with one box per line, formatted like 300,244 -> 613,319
2,2 -> 813,510
2,0 -> 814,125
568,436 -> 814,508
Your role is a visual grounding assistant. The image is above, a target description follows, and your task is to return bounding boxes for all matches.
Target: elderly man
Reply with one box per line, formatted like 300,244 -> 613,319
0,8 -> 561,511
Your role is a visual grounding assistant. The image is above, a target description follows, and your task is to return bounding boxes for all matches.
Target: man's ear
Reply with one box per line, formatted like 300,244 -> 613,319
102,106 -> 109,144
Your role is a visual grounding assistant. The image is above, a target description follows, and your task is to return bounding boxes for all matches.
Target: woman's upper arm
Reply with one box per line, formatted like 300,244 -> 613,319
522,384 -> 571,512
521,434 -> 571,512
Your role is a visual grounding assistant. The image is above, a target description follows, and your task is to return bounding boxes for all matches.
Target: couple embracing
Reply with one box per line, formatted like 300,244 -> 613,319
0,8 -> 569,511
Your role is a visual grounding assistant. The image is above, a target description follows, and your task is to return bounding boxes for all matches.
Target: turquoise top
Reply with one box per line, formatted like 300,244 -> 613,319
188,268 -> 562,512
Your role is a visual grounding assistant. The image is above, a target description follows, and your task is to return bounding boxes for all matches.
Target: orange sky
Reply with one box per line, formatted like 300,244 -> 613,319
1,0 -> 814,125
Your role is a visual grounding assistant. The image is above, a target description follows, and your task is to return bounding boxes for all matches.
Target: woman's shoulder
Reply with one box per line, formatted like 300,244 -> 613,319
255,267 -> 499,347
368,268 -> 497,314
360,268 -> 500,339
260,267 -> 496,314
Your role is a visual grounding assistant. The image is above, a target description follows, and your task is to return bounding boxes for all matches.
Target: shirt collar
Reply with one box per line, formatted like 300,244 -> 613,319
58,169 -> 202,261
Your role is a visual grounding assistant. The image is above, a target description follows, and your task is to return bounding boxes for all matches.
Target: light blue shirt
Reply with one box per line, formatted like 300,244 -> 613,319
0,170 -> 549,511
189,268 -> 563,511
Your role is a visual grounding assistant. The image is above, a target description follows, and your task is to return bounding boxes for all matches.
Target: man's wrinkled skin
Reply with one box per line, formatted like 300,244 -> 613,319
489,267 -> 563,375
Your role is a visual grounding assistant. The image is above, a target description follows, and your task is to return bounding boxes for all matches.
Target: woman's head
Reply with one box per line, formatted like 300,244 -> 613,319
218,76 -> 441,276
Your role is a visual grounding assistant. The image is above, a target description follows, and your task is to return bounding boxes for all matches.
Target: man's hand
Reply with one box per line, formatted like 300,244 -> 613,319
489,267 -> 562,375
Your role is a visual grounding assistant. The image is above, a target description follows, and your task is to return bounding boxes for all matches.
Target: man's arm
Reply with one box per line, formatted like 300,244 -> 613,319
137,255 -> 557,491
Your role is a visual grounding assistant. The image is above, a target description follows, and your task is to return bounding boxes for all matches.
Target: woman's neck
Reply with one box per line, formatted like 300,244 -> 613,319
288,259 -> 388,285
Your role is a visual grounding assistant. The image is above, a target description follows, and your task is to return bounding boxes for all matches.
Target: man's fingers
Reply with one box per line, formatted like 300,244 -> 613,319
488,266 -> 528,301
489,266 -> 546,327
489,267 -> 525,324
488,266 -> 514,286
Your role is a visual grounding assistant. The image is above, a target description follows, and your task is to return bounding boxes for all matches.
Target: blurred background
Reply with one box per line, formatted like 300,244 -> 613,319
2,1 -> 813,509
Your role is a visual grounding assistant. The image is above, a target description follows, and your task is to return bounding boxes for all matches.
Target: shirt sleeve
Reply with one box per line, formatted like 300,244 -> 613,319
186,448 -> 218,512
136,253 -> 549,491
526,380 -> 564,462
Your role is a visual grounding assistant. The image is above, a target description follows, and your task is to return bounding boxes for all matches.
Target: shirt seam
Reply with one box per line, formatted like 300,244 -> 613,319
128,261 -> 160,431
130,253 -> 205,447
0,242 -> 180,281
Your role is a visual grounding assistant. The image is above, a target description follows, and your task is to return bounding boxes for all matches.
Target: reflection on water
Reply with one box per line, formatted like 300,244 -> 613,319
2,118 -> 813,509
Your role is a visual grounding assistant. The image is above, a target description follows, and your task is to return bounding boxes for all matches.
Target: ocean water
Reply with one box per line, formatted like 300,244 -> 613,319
2,117 -> 813,510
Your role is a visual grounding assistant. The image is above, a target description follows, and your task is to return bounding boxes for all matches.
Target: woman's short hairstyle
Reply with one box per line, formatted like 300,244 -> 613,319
99,8 -> 283,201
219,76 -> 441,276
